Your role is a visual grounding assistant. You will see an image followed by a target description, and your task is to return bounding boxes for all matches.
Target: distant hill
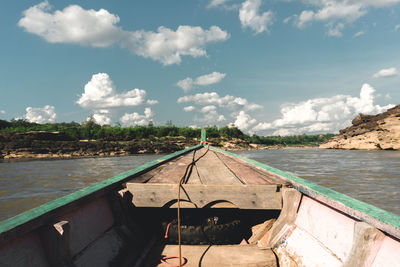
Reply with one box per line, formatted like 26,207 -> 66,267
320,105 -> 400,150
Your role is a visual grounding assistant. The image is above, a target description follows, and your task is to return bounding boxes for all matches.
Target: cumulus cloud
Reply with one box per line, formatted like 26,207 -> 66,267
395,24 -> 400,31
24,105 -> 56,123
120,107 -> 154,126
194,106 -> 226,124
372,67 -> 398,78
178,92 -> 262,130
253,84 -> 394,135
239,0 -> 274,34
18,1 -> 122,47
177,92 -> 262,111
90,109 -> 111,125
122,26 -> 229,65
183,106 -> 195,112
0,110 -> 5,115
176,72 -> 226,92
77,73 -> 148,109
290,0 -> 400,36
232,111 -> 257,131
19,2 -> 229,65
77,73 -> 157,125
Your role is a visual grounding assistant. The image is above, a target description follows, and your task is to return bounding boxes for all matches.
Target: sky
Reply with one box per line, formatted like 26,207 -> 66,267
0,0 -> 399,135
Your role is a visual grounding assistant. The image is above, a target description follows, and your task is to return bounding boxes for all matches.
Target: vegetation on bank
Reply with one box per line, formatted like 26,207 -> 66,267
0,119 -> 334,146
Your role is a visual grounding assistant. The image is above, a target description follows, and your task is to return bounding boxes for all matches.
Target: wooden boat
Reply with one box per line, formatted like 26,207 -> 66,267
0,131 -> 399,266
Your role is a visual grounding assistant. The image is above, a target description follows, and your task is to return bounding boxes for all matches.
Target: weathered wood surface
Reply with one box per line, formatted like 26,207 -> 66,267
195,151 -> 243,185
126,183 -> 282,209
157,244 -> 277,267
214,152 -> 282,185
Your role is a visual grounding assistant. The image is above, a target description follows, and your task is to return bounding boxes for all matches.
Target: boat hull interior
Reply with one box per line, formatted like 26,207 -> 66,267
0,146 -> 399,266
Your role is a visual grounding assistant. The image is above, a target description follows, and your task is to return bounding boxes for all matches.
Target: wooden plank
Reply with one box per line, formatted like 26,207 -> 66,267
214,151 -> 281,185
126,183 -> 281,209
195,151 -> 242,185
209,146 -> 400,240
0,144 -> 202,244
156,244 -> 277,267
147,150 -> 202,184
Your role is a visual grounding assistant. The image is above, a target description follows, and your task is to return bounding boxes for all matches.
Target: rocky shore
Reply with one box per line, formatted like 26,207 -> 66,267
0,132 -> 257,159
320,105 -> 400,150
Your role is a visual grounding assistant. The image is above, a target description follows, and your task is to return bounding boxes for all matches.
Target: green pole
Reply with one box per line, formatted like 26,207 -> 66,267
201,128 -> 206,143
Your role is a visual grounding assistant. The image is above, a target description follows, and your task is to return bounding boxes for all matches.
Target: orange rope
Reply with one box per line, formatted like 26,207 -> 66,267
160,256 -> 188,267
177,144 -> 209,266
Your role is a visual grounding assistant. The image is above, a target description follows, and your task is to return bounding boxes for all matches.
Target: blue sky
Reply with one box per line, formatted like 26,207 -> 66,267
0,0 -> 399,135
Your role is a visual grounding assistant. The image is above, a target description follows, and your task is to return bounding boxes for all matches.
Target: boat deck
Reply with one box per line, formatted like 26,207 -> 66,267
124,147 -> 283,266
125,147 -> 285,209
130,147 -> 283,185
146,244 -> 277,267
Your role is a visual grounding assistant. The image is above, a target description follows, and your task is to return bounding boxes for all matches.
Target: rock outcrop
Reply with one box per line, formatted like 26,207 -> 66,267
320,105 -> 400,150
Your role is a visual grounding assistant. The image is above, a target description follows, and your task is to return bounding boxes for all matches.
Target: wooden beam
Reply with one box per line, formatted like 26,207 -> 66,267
126,183 -> 282,209
195,151 -> 242,185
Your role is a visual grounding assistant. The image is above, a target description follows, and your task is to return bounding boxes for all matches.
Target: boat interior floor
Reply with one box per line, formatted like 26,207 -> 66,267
143,242 -> 277,267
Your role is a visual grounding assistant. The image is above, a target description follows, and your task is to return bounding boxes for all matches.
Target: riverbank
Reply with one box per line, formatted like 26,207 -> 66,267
320,104 -> 400,150
0,134 -> 319,160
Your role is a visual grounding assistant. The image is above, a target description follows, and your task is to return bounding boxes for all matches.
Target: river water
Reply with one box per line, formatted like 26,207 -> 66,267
0,148 -> 399,221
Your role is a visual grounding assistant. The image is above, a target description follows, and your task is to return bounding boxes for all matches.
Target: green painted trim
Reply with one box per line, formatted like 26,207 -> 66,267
0,145 -> 202,237
201,128 -> 206,142
210,146 -> 400,235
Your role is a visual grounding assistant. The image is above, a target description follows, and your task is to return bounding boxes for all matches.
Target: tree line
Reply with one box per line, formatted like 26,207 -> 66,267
0,119 -> 334,145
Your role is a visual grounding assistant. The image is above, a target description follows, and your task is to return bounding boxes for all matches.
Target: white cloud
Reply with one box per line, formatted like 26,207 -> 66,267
194,108 -> 226,124
195,72 -> 226,86
353,30 -> 365,37
239,0 -> 274,34
283,16 -> 292,24
201,105 -> 217,113
372,67 -> 398,78
91,111 -> 111,126
24,105 -> 56,124
395,24 -> 400,31
326,22 -> 344,37
233,111 -> 257,131
146,99 -> 158,105
294,10 -> 315,28
289,0 -> 400,36
77,73 -> 148,109
207,0 -> 231,8
123,26 -> 229,65
0,110 -> 5,115
19,2 -> 229,65
183,106 -> 195,112
177,92 -> 262,111
207,0 -> 239,10
252,84 -> 394,135
178,92 -> 262,129
120,107 -> 154,126
177,78 -> 194,92
176,72 -> 226,92
18,1 -> 122,47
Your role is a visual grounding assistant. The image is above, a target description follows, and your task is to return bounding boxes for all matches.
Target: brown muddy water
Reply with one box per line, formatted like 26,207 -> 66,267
0,148 -> 399,222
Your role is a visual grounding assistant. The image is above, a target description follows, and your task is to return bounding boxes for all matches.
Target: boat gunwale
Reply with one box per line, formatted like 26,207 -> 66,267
210,146 -> 400,240
0,144 -> 202,244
